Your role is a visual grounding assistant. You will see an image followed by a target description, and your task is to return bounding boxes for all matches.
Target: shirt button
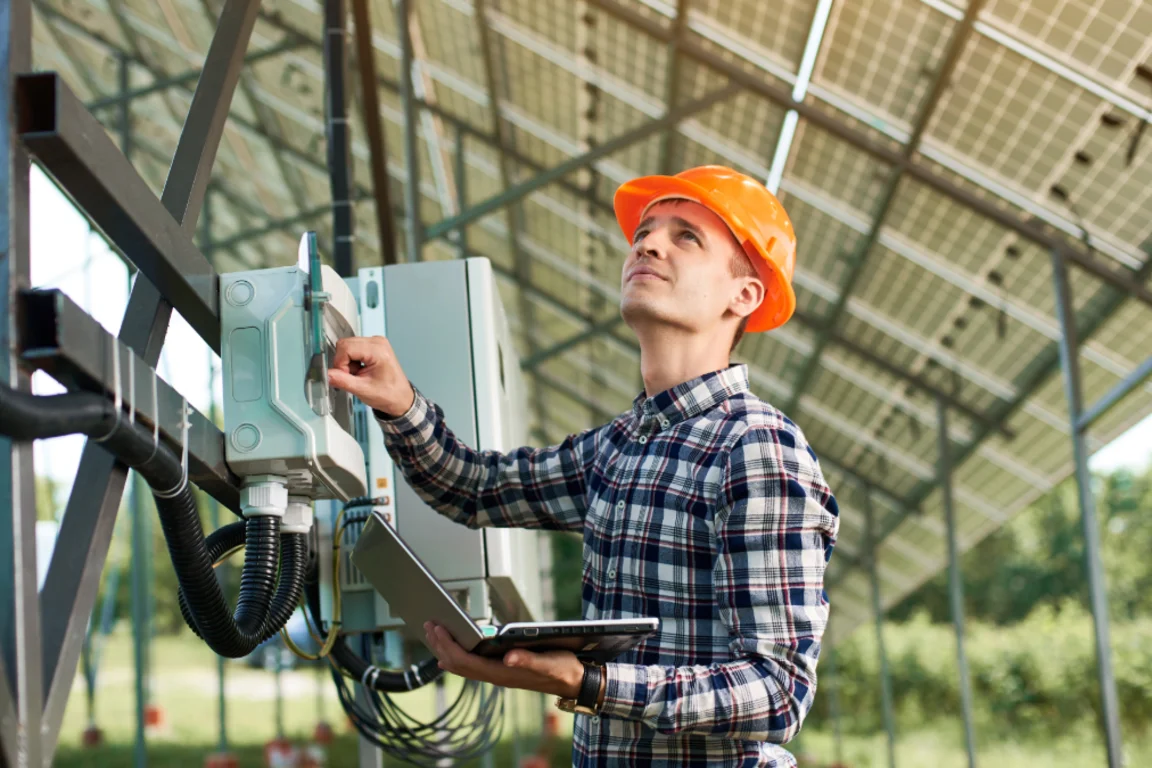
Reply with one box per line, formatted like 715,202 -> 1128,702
607,568 -> 617,579
616,500 -> 625,511
591,715 -> 601,725
659,418 -> 670,429
637,435 -> 648,444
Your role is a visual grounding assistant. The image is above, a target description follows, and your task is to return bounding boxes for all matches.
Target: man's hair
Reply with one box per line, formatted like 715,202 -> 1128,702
729,249 -> 756,353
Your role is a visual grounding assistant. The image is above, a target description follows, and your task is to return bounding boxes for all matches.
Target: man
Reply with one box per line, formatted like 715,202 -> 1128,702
329,166 -> 840,766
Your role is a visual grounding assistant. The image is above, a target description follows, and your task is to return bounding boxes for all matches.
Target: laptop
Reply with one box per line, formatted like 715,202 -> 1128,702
350,510 -> 659,663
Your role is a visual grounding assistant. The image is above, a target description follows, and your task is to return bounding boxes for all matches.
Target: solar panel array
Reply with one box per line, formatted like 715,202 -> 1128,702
30,0 -> 1152,643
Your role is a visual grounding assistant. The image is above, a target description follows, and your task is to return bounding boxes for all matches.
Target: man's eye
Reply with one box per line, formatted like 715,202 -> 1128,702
633,230 -> 649,243
680,230 -> 700,243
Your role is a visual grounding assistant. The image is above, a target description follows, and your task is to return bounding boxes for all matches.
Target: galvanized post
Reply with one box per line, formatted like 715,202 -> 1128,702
454,125 -> 468,259
129,474 -> 148,768
274,651 -> 285,741
395,0 -> 421,263
938,398 -> 978,768
324,0 -> 354,275
0,3 -> 42,765
358,634 -> 383,768
1050,250 -> 1124,768
866,493 -> 897,768
825,645 -> 844,767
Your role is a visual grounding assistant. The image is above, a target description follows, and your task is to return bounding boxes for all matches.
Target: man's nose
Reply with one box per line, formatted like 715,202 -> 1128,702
635,232 -> 670,260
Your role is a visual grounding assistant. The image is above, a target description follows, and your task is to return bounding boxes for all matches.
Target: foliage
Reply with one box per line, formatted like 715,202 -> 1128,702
810,602 -> 1152,739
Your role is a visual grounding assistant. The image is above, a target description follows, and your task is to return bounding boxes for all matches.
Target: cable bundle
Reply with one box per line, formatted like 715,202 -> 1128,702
330,648 -> 504,766
292,499 -> 505,766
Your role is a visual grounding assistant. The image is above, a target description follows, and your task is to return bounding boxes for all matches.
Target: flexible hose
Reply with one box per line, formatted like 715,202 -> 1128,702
0,384 -> 300,658
177,523 -> 307,650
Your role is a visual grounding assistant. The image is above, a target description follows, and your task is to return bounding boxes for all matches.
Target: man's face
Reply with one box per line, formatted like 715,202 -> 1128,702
620,199 -> 762,336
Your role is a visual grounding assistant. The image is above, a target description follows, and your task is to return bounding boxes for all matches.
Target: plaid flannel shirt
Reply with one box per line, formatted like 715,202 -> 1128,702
378,364 -> 839,767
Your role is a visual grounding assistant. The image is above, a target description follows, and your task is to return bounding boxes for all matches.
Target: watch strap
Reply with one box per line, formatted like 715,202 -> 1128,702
576,663 -> 602,710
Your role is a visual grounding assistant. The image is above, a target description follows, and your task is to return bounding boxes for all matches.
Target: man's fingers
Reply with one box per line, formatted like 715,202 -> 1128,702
503,650 -> 545,673
327,368 -> 374,398
332,336 -> 387,372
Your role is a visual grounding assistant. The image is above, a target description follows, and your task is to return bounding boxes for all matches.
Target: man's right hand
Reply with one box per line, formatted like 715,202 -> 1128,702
328,336 -> 416,417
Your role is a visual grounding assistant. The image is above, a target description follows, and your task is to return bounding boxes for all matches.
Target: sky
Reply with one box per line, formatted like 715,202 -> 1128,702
24,165 -> 1152,517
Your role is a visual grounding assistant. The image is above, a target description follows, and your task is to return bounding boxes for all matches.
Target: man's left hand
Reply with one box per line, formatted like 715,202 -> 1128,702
423,622 -> 585,699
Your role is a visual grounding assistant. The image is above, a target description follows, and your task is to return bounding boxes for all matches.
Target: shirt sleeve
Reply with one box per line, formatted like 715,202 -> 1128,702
375,388 -> 599,533
597,421 -> 839,742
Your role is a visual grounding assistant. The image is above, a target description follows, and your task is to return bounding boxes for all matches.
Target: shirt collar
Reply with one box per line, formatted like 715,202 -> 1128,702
631,364 -> 750,428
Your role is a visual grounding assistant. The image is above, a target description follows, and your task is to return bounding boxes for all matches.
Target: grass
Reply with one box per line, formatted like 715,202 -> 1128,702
791,721 -> 1152,768
56,628 -> 573,767
56,629 -> 1152,767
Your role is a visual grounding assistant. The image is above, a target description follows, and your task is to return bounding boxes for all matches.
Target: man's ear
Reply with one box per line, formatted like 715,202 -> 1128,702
729,276 -> 765,320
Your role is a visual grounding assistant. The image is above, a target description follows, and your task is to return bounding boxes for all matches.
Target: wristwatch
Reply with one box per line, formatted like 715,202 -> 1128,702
556,662 -> 604,716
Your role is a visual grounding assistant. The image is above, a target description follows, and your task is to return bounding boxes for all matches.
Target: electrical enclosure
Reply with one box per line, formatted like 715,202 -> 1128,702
219,262 -> 367,502
319,259 -> 554,634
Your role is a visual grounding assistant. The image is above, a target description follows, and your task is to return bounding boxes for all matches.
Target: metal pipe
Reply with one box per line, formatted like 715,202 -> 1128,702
395,0 -> 421,263
1050,250 -> 1124,768
657,0 -> 690,174
130,474 -> 148,768
867,495 -> 897,768
938,399 -> 978,768
0,0 -> 42,763
454,125 -> 468,259
826,645 -> 844,767
325,0 -> 354,275
1077,353 -> 1152,432
351,0 -> 397,266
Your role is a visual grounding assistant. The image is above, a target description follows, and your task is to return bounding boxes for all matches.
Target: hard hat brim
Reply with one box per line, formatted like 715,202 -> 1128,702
612,174 -> 796,333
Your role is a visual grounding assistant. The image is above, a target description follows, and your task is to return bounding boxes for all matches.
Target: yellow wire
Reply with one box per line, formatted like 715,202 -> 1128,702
281,507 -> 353,661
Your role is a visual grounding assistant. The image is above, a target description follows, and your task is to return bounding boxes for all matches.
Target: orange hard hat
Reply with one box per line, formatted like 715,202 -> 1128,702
612,165 -> 797,333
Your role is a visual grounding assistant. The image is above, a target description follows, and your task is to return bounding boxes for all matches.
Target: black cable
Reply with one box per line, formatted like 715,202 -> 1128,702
0,384 -> 302,658
300,543 -> 503,766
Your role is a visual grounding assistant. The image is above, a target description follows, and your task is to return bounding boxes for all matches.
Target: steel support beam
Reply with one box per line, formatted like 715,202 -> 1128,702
834,234 -> 1152,593
938,399 -> 978,768
521,315 -> 625,370
1078,353 -> 1152,432
657,0 -> 690,174
473,0 -> 548,436
205,200 -> 347,255
1051,251 -> 1123,768
0,0 -> 42,765
85,37 -> 305,113
867,496 -> 898,768
325,0 -> 354,275
35,2 -> 261,759
585,0 -> 1152,310
395,0 -> 421,263
792,309 -> 1012,438
18,73 -> 221,348
453,125 -> 468,259
351,0 -> 398,265
785,0 -> 987,419
18,289 -> 241,510
424,83 -> 738,241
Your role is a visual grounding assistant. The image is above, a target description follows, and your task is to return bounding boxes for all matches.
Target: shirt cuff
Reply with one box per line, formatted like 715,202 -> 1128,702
373,387 -> 434,437
599,662 -> 651,722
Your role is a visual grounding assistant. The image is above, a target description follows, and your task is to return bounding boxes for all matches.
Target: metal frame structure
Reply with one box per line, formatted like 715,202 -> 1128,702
3,1 -> 1151,766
